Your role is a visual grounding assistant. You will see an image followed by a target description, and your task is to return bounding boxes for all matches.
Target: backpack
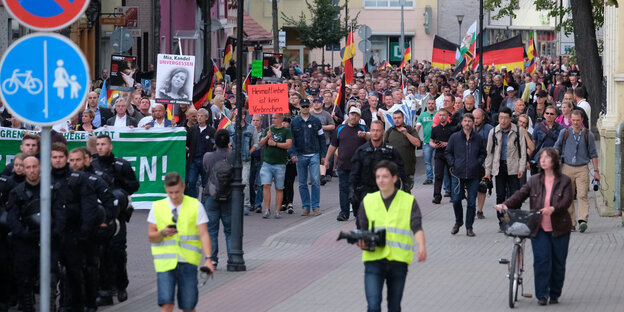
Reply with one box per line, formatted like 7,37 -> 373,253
560,127 -> 589,157
209,155 -> 234,202
491,124 -> 522,158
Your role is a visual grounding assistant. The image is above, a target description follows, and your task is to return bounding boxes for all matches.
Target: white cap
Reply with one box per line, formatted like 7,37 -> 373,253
349,106 -> 362,115
506,86 -> 515,92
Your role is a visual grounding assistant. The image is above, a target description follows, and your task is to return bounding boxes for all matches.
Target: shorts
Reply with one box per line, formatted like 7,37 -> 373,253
157,262 -> 199,311
260,162 -> 286,190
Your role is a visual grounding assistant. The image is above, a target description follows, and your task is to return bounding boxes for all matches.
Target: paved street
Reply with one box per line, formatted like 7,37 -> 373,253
103,164 -> 624,312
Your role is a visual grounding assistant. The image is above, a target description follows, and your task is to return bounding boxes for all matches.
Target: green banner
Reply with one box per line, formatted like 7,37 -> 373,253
0,127 -> 187,209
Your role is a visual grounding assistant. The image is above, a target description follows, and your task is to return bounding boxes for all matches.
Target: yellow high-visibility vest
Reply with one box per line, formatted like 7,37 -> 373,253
151,196 -> 202,272
362,190 -> 415,265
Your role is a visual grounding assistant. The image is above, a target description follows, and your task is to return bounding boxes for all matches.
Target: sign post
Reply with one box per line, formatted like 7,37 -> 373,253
0,30 -> 89,312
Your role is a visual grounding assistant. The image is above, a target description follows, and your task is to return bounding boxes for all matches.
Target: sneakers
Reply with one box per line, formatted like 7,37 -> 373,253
301,209 -> 310,216
477,211 -> 485,219
579,222 -> 588,233
422,179 -> 433,185
320,175 -> 327,185
263,209 -> 271,219
287,204 -> 294,214
432,196 -> 441,204
538,297 -> 548,306
337,215 -> 348,221
274,211 -> 281,219
255,206 -> 262,213
313,208 -> 322,216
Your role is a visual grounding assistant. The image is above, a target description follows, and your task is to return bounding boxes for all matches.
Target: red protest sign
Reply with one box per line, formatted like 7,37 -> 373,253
248,84 -> 289,115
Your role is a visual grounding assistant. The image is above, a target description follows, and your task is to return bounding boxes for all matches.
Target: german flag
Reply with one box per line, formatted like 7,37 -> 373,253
242,70 -> 252,93
525,35 -> 537,75
213,63 -> 223,81
399,45 -> 411,69
217,115 -> 231,130
334,74 -> 346,112
432,36 -> 459,70
473,35 -> 524,72
378,60 -> 391,70
222,44 -> 233,68
193,72 -> 214,109
342,29 -> 356,85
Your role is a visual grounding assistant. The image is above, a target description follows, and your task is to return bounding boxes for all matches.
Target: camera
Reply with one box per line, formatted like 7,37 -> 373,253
592,179 -> 600,191
337,222 -> 386,251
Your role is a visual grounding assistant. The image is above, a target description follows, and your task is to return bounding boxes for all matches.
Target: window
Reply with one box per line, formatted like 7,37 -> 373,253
364,0 -> 413,8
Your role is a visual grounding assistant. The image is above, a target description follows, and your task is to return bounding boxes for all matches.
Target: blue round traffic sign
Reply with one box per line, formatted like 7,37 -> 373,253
0,33 -> 90,126
4,0 -> 90,31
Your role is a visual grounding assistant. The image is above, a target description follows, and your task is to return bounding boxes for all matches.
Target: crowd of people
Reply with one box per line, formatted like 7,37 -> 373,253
0,54 -> 602,310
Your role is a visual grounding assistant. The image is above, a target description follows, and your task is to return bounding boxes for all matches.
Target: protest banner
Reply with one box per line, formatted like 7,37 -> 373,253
155,54 -> 195,105
247,83 -> 289,115
262,53 -> 283,79
0,127 -> 187,209
109,55 -> 138,91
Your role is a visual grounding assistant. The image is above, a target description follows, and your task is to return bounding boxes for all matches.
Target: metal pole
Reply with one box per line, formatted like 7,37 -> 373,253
228,0 -> 246,272
39,127 -> 52,312
559,0 -> 563,67
478,0 -> 484,106
400,2 -> 405,58
458,20 -> 463,45
202,0 -> 209,75
272,0 -> 279,53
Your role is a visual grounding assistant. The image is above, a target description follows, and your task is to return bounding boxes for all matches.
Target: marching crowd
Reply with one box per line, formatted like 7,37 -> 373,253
0,54 -> 602,310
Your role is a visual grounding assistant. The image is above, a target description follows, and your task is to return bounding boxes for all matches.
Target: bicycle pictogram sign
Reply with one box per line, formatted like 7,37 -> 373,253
2,69 -> 44,95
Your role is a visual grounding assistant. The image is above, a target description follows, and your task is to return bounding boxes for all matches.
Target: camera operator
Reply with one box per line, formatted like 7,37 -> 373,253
51,143 -> 99,312
356,160 -> 426,312
8,156 -> 64,312
91,134 -> 139,305
554,110 -> 599,233
350,120 -> 405,223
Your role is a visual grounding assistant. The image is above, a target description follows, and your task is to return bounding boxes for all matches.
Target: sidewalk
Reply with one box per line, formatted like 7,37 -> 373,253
104,172 -> 624,312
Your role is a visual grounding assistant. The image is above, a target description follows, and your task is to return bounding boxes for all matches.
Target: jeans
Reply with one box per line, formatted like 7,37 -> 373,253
495,161 -> 520,226
450,177 -> 479,229
364,261 -> 408,312
337,170 -> 352,217
241,160 -> 251,208
204,196 -> 232,264
422,144 -> 434,180
250,157 -> 262,207
296,154 -> 321,210
185,158 -> 207,198
260,163 -> 286,190
156,262 -> 199,311
433,156 -> 449,198
531,230 -> 570,300
284,163 -> 297,205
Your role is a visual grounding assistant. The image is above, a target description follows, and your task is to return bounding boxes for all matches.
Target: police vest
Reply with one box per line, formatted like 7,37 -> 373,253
151,196 -> 202,272
362,190 -> 415,265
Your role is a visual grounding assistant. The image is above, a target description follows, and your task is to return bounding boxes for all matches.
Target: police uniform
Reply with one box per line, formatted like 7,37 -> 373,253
7,179 -> 65,312
0,173 -> 24,311
52,164 -> 99,312
349,141 -> 406,220
91,153 -> 139,305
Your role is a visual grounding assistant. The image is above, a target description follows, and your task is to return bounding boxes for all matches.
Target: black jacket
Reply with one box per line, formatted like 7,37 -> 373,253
91,153 -> 140,195
52,165 -> 99,236
349,141 -> 406,192
8,181 -> 65,239
186,124 -> 216,168
445,130 -> 486,179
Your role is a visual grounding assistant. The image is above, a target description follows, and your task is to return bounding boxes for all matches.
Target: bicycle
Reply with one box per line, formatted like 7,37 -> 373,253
2,69 -> 43,95
497,208 -> 540,308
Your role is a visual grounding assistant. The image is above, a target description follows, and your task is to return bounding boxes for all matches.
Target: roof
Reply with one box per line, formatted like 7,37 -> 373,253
243,12 -> 272,40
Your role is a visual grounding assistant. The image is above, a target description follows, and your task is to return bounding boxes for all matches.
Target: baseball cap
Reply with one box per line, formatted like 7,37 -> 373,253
349,107 -> 362,115
300,99 -> 310,107
506,86 -> 515,92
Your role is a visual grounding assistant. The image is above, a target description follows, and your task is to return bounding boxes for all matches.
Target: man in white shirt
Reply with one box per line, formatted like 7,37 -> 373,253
143,104 -> 172,129
106,98 -> 138,128
574,87 -> 591,130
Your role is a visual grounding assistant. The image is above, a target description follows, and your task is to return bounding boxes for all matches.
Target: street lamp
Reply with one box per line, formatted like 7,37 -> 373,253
457,15 -> 464,45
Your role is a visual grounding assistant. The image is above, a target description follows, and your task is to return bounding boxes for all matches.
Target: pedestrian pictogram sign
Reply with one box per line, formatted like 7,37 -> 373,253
0,33 -> 89,126
4,0 -> 90,31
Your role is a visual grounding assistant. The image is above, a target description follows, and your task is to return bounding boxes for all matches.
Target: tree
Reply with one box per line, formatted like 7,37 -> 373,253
282,0 -> 359,66
484,0 -> 617,129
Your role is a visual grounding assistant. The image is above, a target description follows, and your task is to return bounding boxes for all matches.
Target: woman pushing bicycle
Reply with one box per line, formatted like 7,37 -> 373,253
495,147 -> 574,306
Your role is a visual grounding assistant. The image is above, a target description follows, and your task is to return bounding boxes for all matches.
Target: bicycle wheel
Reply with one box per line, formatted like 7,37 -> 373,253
2,79 -> 18,95
509,244 -> 521,308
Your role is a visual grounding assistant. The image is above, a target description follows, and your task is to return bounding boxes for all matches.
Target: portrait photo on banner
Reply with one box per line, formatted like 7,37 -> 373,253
155,54 -> 195,105
109,55 -> 138,92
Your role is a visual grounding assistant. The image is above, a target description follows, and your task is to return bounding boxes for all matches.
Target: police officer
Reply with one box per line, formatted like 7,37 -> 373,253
0,153 -> 26,311
350,120 -> 406,221
356,160 -> 426,311
68,147 -> 116,312
91,134 -> 139,305
51,143 -> 99,312
7,156 -> 65,312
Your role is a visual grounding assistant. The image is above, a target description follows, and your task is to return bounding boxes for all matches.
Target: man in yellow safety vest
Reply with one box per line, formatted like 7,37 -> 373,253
147,172 -> 215,312
356,160 -> 427,312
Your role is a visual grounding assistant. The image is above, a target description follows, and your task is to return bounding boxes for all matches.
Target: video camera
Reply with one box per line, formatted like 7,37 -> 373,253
337,222 -> 386,251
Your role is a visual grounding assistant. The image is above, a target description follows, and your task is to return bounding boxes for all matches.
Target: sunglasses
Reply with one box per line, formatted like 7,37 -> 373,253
544,112 -> 555,115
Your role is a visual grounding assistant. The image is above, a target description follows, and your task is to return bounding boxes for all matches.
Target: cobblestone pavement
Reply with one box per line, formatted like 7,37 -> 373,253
102,164 -> 624,312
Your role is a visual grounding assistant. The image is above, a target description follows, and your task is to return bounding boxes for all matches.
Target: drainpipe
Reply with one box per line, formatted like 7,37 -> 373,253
615,121 -> 624,217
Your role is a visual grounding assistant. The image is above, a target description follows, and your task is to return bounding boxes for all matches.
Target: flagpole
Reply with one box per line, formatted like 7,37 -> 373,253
478,0 -> 484,107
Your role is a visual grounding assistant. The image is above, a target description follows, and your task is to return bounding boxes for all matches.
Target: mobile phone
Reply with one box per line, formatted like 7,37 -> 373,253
167,224 -> 177,229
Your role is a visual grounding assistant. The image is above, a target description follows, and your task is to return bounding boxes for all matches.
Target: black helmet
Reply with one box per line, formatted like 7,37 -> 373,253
112,189 -> 130,215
